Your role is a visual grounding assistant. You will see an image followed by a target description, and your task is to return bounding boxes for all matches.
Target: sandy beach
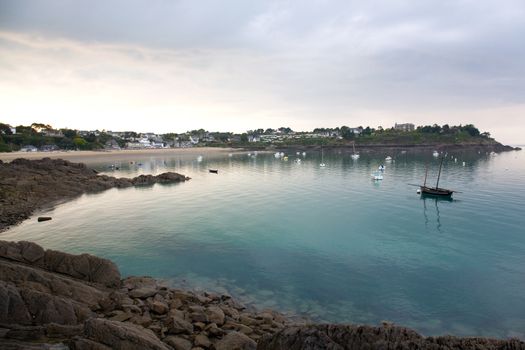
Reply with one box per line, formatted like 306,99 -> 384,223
0,147 -> 239,164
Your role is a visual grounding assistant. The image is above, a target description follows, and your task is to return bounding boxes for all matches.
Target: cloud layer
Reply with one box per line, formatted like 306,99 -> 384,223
0,0 -> 524,143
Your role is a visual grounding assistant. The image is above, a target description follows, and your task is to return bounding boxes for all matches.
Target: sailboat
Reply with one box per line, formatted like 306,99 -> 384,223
320,147 -> 326,167
351,142 -> 360,160
416,156 -> 456,197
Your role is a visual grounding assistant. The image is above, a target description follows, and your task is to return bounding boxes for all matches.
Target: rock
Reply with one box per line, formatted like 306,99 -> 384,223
215,331 -> 256,350
0,281 -> 32,325
123,276 -> 157,291
68,337 -> 113,349
45,323 -> 84,338
256,325 -> 525,350
166,316 -> 194,335
0,240 -> 121,288
206,306 -> 225,326
194,333 -> 211,348
224,321 -> 253,335
4,325 -> 45,341
164,335 -> 192,350
190,311 -> 208,323
20,288 -> 79,325
0,340 -> 70,349
239,314 -> 257,326
83,318 -> 170,350
220,306 -> 239,320
193,322 -> 206,331
109,311 -> 132,322
129,287 -> 157,299
151,301 -> 169,315
205,323 -> 224,337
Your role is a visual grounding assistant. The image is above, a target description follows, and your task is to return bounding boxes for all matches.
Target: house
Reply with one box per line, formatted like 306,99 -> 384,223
40,144 -> 59,152
394,123 -> 415,132
43,129 -> 64,137
248,135 -> 261,142
189,136 -> 200,145
175,140 -> 193,148
105,139 -> 121,150
20,145 -> 38,152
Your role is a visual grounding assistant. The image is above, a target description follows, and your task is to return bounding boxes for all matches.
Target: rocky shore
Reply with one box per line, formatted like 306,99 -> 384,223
0,158 -> 190,232
1,240 -> 524,350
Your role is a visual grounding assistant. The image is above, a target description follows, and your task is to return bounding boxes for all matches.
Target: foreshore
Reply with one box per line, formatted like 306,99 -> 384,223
0,147 -> 238,164
1,158 -> 524,349
0,142 -> 520,164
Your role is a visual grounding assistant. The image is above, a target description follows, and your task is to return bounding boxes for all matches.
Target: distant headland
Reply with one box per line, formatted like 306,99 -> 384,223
0,122 -> 520,153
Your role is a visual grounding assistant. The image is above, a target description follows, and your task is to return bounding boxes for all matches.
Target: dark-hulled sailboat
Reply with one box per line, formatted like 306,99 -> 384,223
419,156 -> 455,198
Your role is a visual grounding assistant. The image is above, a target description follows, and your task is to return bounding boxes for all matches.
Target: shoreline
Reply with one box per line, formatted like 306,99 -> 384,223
0,143 -> 520,164
0,147 -> 239,163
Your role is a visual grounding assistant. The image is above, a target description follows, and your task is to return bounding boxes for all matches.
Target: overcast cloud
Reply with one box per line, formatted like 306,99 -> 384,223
0,0 -> 524,143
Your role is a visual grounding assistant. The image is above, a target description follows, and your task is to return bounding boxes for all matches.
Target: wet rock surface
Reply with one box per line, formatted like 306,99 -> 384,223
0,158 -> 190,231
1,240 -> 524,349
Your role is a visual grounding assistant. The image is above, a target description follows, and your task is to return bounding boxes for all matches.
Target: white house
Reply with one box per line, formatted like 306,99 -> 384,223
20,145 -> 38,152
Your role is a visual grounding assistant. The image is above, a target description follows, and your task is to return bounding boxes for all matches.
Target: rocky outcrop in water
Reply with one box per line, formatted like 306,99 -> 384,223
0,158 -> 190,231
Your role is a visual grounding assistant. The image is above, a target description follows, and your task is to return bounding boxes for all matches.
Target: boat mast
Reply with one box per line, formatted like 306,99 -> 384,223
436,155 -> 444,189
423,163 -> 428,187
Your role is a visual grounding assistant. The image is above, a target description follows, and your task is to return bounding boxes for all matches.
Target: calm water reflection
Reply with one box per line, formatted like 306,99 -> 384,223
3,149 -> 525,338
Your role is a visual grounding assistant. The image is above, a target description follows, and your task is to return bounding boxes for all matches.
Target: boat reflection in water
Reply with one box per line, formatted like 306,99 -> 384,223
421,194 -> 454,232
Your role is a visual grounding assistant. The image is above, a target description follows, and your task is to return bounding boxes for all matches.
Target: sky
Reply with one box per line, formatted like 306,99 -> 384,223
0,0 -> 524,144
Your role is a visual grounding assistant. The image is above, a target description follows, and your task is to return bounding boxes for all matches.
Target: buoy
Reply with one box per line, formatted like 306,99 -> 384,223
462,162 -> 466,166
38,217 -> 52,222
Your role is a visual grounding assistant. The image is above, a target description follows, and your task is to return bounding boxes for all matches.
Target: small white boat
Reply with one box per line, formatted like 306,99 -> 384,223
280,152 -> 285,156
283,156 -> 288,161
302,152 -> 306,156
351,142 -> 360,160
433,151 -> 439,157
197,156 -> 203,162
247,153 -> 251,157
274,152 -> 281,158
295,158 -> 301,163
296,151 -> 300,155
378,164 -> 385,171
371,171 -> 383,180
385,156 -> 392,162
228,153 -> 233,157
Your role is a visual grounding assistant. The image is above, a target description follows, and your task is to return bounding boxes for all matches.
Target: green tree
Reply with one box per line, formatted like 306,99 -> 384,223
73,137 -> 87,149
0,123 -> 13,135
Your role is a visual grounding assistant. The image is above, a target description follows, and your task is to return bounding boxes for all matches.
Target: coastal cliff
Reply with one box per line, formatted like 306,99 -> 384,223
0,158 -> 190,232
1,240 -> 524,349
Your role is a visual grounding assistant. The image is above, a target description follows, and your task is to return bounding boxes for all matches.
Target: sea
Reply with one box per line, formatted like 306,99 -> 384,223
3,148 -> 525,338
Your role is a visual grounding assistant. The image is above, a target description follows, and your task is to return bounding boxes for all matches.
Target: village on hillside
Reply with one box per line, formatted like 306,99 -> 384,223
0,122 -> 491,152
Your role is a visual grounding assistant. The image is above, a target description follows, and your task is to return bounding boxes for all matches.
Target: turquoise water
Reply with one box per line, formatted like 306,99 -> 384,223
3,149 -> 525,338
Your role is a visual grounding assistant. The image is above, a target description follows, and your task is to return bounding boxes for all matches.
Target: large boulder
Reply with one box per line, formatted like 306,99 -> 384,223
81,318 -> 171,350
216,331 -> 256,350
0,240 -> 121,288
